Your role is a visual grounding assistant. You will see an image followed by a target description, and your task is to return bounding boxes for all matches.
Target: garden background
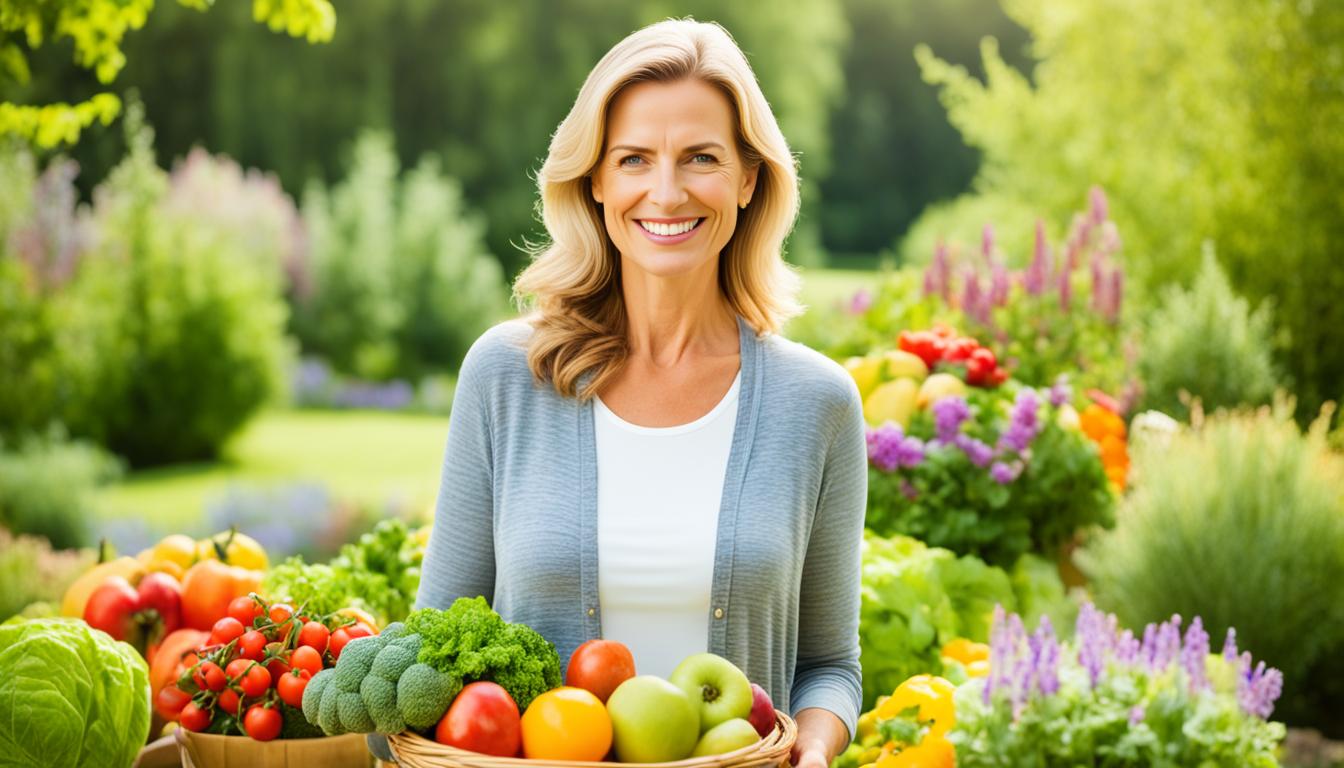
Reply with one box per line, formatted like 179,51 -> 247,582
2,0 -> 1343,765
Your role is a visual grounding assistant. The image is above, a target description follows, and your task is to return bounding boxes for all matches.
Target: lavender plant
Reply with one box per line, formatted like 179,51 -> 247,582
865,382 -> 1113,567
950,603 -> 1286,767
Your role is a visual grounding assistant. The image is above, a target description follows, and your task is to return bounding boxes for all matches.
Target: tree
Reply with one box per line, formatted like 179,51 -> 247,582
909,0 -> 1344,417
0,0 -> 335,147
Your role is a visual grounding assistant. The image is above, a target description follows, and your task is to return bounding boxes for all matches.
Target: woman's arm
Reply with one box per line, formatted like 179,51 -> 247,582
788,383 -> 868,761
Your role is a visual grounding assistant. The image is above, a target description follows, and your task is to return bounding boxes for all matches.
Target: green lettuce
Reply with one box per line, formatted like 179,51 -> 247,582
0,617 -> 150,767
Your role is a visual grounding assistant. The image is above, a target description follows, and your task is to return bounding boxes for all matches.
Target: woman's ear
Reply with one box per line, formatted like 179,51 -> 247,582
739,163 -> 759,208
590,175 -> 603,204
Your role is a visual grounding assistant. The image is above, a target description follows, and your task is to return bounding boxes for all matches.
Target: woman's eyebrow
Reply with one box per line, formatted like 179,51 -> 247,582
606,141 -> 727,155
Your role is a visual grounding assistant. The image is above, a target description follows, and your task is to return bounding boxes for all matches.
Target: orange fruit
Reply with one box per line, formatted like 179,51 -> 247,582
520,687 -> 612,761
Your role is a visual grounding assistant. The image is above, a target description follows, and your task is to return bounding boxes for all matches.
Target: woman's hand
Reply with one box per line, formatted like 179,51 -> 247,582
790,708 -> 849,768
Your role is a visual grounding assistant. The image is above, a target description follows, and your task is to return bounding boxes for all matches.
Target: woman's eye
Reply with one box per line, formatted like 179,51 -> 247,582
691,154 -> 717,164
619,155 -> 644,166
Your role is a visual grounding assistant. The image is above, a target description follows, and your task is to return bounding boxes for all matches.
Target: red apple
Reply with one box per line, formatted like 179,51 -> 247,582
747,683 -> 775,738
566,639 -> 637,703
137,571 -> 183,641
435,681 -> 521,757
84,576 -> 142,643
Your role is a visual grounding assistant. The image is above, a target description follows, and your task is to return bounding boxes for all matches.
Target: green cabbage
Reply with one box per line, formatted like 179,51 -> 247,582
0,617 -> 151,768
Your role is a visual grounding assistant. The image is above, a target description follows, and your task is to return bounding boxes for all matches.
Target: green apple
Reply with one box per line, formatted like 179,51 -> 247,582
691,718 -> 760,757
605,675 -> 699,763
668,652 -> 754,733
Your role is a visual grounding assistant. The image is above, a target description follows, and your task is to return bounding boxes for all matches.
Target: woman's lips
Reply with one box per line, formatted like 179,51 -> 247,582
634,217 -> 705,245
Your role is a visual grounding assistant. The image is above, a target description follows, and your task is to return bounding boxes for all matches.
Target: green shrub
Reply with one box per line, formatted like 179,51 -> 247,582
1077,403 -> 1344,735
0,529 -> 95,620
295,132 -> 508,380
0,428 -> 122,549
77,109 -> 291,465
1138,247 -> 1277,418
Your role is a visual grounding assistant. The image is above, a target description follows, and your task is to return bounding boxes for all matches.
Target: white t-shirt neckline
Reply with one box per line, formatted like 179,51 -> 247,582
593,370 -> 741,436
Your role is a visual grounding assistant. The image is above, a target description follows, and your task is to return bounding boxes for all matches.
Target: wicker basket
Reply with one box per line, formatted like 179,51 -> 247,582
387,710 -> 797,768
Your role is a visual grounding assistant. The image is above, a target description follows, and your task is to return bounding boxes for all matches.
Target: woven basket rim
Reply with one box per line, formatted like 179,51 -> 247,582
388,709 -> 796,768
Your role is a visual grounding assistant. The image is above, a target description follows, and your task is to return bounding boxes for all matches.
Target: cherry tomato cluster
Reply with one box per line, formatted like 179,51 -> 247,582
898,326 -> 1009,387
155,593 -> 378,741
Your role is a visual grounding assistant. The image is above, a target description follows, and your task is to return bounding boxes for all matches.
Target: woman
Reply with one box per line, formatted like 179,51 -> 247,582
398,19 -> 866,767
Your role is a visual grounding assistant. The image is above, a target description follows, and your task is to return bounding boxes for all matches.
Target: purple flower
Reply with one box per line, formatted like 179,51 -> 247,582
997,388 -> 1041,455
990,461 -> 1017,484
1049,374 -> 1072,407
1024,220 -> 1052,296
1076,603 -> 1109,687
1128,705 -> 1146,726
1059,270 -> 1073,312
1223,628 -> 1239,661
900,480 -> 918,500
955,434 -> 995,467
1182,616 -> 1210,693
989,261 -> 1011,307
1239,661 -> 1284,719
933,397 -> 971,443
848,288 -> 873,315
982,224 -> 996,264
1032,617 -> 1060,697
1089,186 -> 1109,225
961,267 -> 989,325
866,423 -> 924,472
924,242 -> 953,302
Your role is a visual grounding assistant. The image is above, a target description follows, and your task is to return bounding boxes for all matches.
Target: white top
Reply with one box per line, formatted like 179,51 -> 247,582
593,370 -> 741,679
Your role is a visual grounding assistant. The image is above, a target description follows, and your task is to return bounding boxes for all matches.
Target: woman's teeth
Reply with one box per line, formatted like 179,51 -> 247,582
638,219 -> 702,236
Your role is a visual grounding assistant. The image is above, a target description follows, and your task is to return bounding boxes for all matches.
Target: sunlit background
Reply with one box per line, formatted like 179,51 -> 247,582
2,0 -> 1342,762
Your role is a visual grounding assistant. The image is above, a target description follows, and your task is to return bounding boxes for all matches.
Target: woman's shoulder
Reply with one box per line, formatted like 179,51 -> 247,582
756,331 -> 861,413
459,317 -> 536,389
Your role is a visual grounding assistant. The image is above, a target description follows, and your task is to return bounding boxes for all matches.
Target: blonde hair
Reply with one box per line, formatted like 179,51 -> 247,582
512,18 -> 804,400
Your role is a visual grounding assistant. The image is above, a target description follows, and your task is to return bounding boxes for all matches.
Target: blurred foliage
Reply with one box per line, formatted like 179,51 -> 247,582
0,427 -> 122,550
1138,247 -> 1278,420
0,528 -> 95,621
1077,402 -> 1344,735
910,0 -> 1344,419
295,131 -> 509,380
0,0 -> 333,147
0,107 -> 292,466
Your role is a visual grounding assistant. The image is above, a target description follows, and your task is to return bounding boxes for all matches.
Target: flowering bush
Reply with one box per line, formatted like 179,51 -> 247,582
290,356 -> 455,414
950,603 -> 1286,766
865,378 -> 1113,567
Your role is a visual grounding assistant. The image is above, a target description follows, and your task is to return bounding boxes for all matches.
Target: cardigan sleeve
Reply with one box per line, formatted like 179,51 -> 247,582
788,382 -> 867,742
414,336 -> 497,610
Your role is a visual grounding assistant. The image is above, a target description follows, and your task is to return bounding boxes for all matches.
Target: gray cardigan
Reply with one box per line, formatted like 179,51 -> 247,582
397,313 -> 865,754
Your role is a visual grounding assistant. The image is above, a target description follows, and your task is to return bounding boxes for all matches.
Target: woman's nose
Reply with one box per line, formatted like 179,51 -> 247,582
647,163 -> 689,209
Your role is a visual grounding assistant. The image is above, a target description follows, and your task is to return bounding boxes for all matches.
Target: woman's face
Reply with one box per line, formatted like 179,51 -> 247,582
591,79 -> 758,279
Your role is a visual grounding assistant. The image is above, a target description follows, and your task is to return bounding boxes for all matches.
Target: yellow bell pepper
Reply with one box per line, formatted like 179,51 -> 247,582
196,529 -> 269,571
874,735 -> 954,768
876,674 -> 956,739
940,638 -> 990,665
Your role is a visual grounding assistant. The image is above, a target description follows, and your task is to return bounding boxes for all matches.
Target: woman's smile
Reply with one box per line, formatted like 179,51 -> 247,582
634,217 -> 706,244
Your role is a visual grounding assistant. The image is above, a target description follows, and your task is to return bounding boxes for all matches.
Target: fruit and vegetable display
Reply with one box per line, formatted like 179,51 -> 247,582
312,596 -> 786,764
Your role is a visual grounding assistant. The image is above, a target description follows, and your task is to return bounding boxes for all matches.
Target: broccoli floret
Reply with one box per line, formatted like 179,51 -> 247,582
279,703 -> 325,739
397,663 -> 459,730
371,638 -> 420,682
318,681 -> 345,735
337,691 -> 375,733
303,669 -> 333,730
380,621 -> 407,642
405,597 -> 561,711
334,635 -> 383,692
360,674 -> 405,734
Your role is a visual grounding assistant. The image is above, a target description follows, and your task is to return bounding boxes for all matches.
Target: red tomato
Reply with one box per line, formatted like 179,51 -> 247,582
243,705 -> 283,742
155,686 -> 191,720
227,595 -> 264,627
180,701 -> 213,732
194,661 -> 226,692
565,639 -> 637,703
290,645 -> 324,676
346,624 -> 375,641
435,681 -> 521,757
238,630 -> 267,661
277,669 -> 311,708
297,621 -> 330,654
218,687 -> 241,716
242,664 -> 271,698
328,627 -> 352,661
209,616 -> 246,646
268,603 -> 293,624
83,576 -> 142,644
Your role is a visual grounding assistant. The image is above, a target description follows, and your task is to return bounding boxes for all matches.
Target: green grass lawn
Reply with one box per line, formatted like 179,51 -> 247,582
95,409 -> 450,531
95,266 -> 877,536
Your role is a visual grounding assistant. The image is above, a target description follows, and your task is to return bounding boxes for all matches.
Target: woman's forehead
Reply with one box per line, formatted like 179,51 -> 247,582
605,80 -> 736,147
